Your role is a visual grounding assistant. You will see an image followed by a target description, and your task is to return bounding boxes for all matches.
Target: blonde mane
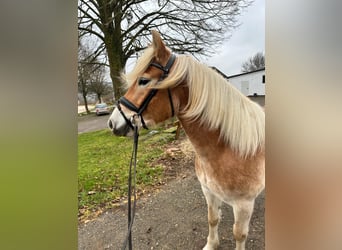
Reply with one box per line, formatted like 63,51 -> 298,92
125,50 -> 265,158
122,47 -> 155,88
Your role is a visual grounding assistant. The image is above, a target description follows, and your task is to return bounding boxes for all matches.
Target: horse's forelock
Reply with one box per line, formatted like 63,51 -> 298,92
124,47 -> 155,87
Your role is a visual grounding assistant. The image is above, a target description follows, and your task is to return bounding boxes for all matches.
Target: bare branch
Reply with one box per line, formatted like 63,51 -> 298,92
78,4 -> 103,32
78,0 -> 254,99
81,0 -> 100,19
78,27 -> 105,42
241,52 -> 265,72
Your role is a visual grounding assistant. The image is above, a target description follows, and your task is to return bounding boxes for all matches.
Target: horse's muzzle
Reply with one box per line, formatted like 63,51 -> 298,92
108,117 -> 131,136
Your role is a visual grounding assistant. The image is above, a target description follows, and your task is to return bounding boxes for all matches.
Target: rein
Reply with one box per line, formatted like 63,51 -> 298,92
119,54 -> 176,250
121,121 -> 139,250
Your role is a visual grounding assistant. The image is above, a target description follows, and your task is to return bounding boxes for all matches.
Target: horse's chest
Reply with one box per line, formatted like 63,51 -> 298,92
195,155 -> 232,195
194,154 -> 264,201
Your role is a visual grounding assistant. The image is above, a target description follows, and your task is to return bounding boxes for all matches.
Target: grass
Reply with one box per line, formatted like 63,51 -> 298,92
78,127 -> 175,220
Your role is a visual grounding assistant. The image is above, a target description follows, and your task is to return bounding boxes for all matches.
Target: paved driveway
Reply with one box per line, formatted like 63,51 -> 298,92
78,114 -> 110,134
79,170 -> 265,250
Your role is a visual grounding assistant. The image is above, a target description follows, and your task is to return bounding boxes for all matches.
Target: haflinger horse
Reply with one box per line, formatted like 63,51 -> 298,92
108,30 -> 264,250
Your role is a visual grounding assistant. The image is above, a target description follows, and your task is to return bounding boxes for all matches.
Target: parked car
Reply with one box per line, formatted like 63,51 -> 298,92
95,103 -> 110,116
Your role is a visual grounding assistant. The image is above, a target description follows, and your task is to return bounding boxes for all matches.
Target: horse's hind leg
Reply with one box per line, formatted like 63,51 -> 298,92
232,200 -> 255,250
201,186 -> 222,250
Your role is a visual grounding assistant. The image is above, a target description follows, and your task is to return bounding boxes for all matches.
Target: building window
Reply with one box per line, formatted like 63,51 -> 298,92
262,75 -> 265,84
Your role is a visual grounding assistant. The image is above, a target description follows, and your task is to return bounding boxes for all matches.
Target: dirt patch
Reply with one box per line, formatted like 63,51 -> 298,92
154,138 -> 195,181
78,137 -> 264,249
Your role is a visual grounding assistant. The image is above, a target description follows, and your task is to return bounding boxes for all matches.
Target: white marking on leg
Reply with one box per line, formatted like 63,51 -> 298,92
202,186 -> 222,250
232,200 -> 255,250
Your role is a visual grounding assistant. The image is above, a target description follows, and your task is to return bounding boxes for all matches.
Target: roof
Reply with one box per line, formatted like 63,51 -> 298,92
210,66 -> 265,79
227,68 -> 265,79
210,66 -> 229,78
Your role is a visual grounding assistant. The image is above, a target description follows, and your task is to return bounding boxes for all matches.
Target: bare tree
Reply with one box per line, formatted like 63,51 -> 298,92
89,65 -> 112,103
241,52 -> 265,73
78,41 -> 92,113
78,0 -> 252,100
78,39 -> 104,113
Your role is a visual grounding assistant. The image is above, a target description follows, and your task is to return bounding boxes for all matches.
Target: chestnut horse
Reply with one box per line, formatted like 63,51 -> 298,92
108,31 -> 264,250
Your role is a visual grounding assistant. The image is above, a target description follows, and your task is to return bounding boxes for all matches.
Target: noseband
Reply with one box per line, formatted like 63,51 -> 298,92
117,54 -> 176,130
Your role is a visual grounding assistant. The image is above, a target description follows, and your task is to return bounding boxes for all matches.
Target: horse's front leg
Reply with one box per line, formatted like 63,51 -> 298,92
201,185 -> 222,250
232,200 -> 255,250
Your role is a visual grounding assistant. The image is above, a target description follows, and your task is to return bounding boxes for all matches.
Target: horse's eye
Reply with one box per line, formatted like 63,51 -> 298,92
138,77 -> 150,86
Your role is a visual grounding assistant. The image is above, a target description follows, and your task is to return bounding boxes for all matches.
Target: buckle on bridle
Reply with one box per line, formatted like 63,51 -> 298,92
131,114 -> 140,127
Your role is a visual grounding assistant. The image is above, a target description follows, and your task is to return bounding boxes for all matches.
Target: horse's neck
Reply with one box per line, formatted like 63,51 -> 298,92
174,84 -> 227,157
178,117 -> 228,158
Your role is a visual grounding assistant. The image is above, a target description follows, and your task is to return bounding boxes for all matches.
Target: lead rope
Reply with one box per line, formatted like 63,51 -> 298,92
121,119 -> 139,250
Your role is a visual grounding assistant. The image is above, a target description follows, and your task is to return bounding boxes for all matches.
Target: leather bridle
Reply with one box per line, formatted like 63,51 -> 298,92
117,53 -> 176,130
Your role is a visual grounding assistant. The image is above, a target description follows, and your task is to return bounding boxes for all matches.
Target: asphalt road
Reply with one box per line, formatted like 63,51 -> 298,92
78,113 -> 111,134
79,170 -> 265,250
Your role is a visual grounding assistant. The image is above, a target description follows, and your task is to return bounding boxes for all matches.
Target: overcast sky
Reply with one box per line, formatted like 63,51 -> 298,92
203,0 -> 265,76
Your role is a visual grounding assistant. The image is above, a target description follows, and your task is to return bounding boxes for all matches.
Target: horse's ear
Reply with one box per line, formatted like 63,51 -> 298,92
151,30 -> 168,62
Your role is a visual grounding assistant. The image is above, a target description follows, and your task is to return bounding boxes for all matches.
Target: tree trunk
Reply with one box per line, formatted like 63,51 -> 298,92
97,93 -> 102,103
82,93 -> 90,114
107,46 -> 125,100
105,28 -> 127,101
99,0 -> 126,101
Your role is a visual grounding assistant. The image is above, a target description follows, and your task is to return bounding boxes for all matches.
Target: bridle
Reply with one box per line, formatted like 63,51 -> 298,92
117,53 -> 176,130
118,53 -> 176,250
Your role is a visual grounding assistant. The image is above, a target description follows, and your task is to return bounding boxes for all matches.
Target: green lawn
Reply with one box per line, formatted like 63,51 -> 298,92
78,127 -> 175,219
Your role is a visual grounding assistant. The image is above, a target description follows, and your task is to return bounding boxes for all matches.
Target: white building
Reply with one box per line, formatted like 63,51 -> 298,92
227,68 -> 265,96
211,67 -> 265,106
212,67 -> 266,96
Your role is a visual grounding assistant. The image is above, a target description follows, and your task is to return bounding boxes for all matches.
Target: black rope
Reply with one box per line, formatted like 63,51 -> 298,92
121,124 -> 139,250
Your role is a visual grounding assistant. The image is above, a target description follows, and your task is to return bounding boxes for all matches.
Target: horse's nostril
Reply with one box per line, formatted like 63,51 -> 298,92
108,120 -> 113,129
